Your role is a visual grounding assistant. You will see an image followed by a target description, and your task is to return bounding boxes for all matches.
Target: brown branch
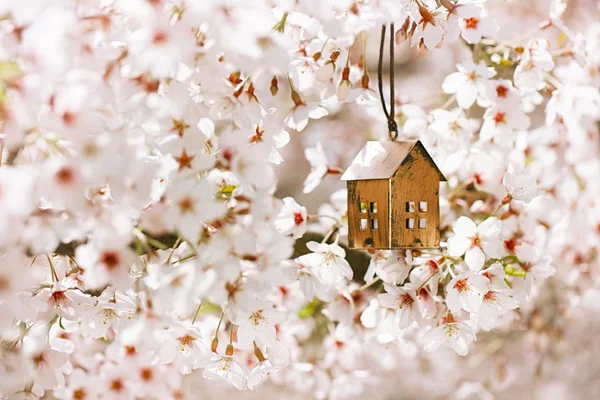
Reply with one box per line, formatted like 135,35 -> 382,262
44,231 -> 180,258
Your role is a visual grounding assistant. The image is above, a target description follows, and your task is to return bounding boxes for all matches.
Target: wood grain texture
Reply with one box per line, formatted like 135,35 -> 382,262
390,144 -> 440,248
347,179 -> 390,249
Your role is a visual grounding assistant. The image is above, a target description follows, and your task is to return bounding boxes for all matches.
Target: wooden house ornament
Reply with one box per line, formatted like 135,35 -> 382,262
341,140 -> 446,250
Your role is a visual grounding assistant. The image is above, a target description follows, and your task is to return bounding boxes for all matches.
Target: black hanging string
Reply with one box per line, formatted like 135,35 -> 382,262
377,23 -> 398,141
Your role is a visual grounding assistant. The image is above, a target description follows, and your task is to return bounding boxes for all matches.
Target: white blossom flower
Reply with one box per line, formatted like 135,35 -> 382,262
503,167 -> 543,203
475,288 -> 519,330
423,321 -> 477,356
274,197 -> 308,239
378,284 -> 421,329
202,355 -> 249,391
157,325 -> 209,375
412,4 -> 446,49
364,250 -> 413,285
236,305 -> 285,349
304,241 -> 353,289
447,217 -> 503,271
446,271 -> 488,313
514,39 -> 555,91
303,142 -> 339,194
442,61 -> 496,109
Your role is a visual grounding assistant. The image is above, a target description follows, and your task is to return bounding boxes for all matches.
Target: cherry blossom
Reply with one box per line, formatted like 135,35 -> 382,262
475,288 -> 519,330
274,197 -> 308,239
447,217 -> 503,271
442,61 -> 496,109
202,355 -> 248,391
446,271 -> 488,314
364,250 -> 413,285
378,284 -> 421,329
423,320 -> 477,356
303,241 -> 353,289
0,0 -> 593,397
236,304 -> 285,349
514,39 -> 555,92
503,166 -> 544,203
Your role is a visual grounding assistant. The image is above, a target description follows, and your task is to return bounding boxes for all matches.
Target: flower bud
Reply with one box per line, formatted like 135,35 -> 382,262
361,73 -> 370,89
270,76 -> 278,96
341,66 -> 350,81
329,49 -> 341,63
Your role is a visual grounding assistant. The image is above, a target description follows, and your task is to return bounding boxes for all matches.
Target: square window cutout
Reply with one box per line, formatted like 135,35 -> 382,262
359,202 -> 367,213
371,219 -> 378,230
406,202 -> 415,213
360,219 -> 368,230
419,218 -> 427,229
370,202 -> 378,213
406,218 -> 414,229
419,201 -> 428,212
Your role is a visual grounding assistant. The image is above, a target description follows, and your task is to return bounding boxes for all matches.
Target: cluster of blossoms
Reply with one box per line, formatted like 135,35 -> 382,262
0,0 -> 599,398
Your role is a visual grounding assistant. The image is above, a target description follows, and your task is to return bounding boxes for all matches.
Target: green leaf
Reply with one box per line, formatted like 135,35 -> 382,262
299,301 -> 318,319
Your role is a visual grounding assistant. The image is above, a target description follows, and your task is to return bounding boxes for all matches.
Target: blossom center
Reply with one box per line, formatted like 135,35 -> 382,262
293,212 -> 304,226
152,31 -> 168,45
397,293 -> 414,309
73,388 -> 87,399
99,308 -> 116,324
426,259 -> 439,273
453,278 -> 470,293
178,196 -> 195,214
496,85 -> 509,98
483,290 -> 496,303
443,323 -> 459,338
50,291 -> 68,308
251,310 -> 265,327
492,112 -> 506,125
33,353 -> 46,367
174,149 -> 195,172
140,367 -> 154,381
110,379 -> 124,392
99,251 -> 120,271
62,111 -> 77,126
471,235 -> 481,248
178,334 -> 195,352
0,276 -> 10,291
125,345 -> 137,356
464,18 -> 479,29
171,119 -> 190,137
55,166 -> 76,185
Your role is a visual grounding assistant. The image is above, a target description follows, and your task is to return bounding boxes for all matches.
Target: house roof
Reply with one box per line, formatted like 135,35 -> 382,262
340,140 -> 446,181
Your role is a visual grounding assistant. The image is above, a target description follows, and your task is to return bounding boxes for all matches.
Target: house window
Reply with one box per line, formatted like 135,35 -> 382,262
406,218 -> 414,229
360,219 -> 368,230
419,201 -> 428,212
406,202 -> 415,212
370,202 -> 377,213
418,218 -> 427,229
371,219 -> 378,230
359,202 -> 367,213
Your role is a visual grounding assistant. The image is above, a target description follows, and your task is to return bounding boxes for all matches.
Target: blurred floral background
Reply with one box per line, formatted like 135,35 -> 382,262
1,0 -> 600,399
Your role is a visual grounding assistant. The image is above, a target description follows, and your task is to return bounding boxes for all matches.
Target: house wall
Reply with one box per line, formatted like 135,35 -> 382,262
347,179 -> 390,249
390,149 -> 441,248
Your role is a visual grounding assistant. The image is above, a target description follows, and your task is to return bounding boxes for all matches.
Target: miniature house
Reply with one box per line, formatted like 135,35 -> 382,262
341,140 -> 446,250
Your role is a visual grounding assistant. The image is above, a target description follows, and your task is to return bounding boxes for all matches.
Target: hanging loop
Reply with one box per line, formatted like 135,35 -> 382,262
377,23 -> 398,141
